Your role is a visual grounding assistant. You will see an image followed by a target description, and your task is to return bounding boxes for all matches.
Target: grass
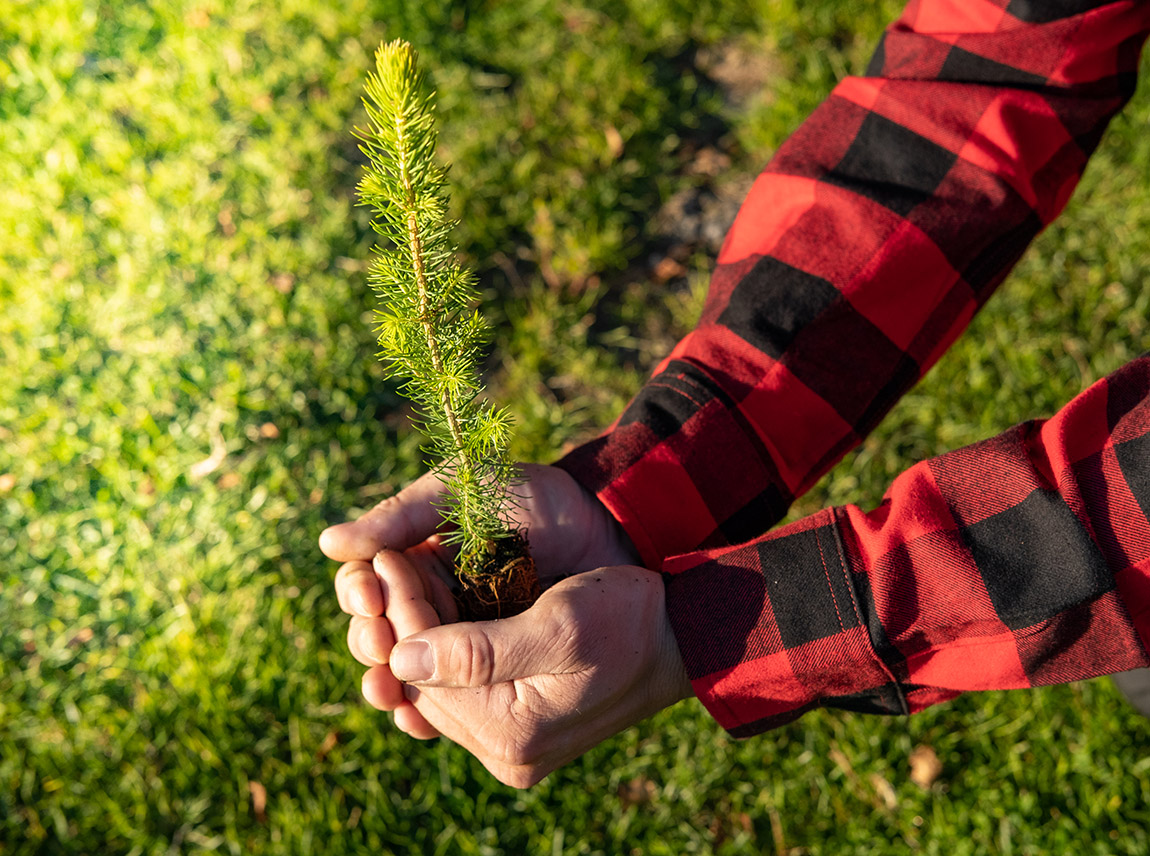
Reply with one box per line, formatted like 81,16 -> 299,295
2,0 -> 1149,853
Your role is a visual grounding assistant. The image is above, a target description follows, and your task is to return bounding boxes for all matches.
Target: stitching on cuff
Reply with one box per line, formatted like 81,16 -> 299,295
814,515 -> 848,635
829,506 -> 910,716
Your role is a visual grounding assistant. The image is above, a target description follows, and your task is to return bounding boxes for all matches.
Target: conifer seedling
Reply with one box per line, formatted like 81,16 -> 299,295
354,39 -> 539,618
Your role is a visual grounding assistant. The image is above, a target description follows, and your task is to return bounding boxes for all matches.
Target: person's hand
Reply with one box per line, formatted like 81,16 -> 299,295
320,463 -> 639,578
370,549 -> 692,787
320,463 -> 645,739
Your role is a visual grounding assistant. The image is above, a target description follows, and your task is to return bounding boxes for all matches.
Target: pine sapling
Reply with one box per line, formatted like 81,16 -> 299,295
354,39 -> 538,617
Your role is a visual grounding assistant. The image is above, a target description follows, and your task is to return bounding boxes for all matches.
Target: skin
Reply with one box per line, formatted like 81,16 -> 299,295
320,463 -> 693,788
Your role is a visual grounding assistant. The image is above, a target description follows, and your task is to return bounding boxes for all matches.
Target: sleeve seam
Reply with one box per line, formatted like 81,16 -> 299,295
830,507 -> 911,715
814,515 -> 849,635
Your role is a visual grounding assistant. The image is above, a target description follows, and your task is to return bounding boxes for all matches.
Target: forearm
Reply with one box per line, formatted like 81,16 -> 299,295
559,0 -> 1150,568
667,354 -> 1150,736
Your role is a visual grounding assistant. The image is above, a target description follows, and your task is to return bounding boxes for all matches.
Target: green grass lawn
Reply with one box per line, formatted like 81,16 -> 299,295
2,1 -> 1149,853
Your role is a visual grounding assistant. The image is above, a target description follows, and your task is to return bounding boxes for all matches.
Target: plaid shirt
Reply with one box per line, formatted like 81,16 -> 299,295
558,0 -> 1150,735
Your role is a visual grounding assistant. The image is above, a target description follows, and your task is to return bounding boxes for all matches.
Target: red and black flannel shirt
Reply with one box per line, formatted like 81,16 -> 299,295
558,0 -> 1150,736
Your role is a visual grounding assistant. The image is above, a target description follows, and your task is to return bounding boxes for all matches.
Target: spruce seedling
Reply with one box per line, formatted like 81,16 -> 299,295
354,40 -> 536,609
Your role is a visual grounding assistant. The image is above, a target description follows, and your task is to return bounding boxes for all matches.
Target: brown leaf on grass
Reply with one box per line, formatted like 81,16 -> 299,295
248,780 -> 268,823
652,256 -> 687,283
66,627 -> 95,648
315,731 -> 339,762
909,745 -> 943,790
828,746 -> 858,785
687,146 -> 732,177
617,776 -> 657,806
870,773 -> 898,810
259,421 -> 280,439
604,125 -> 624,160
269,273 -> 294,294
218,472 -> 241,489
767,805 -> 787,853
217,205 -> 236,237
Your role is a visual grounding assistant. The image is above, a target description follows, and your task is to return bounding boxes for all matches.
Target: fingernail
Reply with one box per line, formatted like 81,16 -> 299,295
391,640 -> 433,682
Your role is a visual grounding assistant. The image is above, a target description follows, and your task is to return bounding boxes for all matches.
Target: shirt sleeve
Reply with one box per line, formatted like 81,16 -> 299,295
666,354 -> 1150,736
556,0 -> 1150,570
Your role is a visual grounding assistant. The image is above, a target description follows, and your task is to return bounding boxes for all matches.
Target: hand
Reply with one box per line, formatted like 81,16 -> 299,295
320,463 -> 640,578
320,463 -> 645,739
375,550 -> 692,788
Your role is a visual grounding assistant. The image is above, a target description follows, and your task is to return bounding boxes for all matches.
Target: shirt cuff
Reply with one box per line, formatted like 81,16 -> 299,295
554,353 -> 800,570
661,508 -> 909,737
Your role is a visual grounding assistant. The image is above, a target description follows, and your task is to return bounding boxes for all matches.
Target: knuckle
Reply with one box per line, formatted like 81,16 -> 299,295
446,631 -> 497,687
370,496 -> 399,527
370,492 -> 403,516
374,494 -> 419,547
371,494 -> 401,516
540,592 -> 582,646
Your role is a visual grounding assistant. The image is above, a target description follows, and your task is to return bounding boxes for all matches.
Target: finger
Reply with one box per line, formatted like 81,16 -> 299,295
375,550 -> 442,641
389,600 -> 566,688
393,696 -> 441,739
347,615 -> 395,666
402,540 -> 460,621
404,540 -> 462,624
319,470 -> 447,561
361,664 -> 405,710
334,561 -> 382,617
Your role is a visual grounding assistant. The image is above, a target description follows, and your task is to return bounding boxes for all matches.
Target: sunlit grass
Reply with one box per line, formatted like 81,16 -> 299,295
2,1 -> 1148,853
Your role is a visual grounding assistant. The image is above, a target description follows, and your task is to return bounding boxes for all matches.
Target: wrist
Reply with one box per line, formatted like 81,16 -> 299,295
555,464 -> 643,569
654,575 -> 694,709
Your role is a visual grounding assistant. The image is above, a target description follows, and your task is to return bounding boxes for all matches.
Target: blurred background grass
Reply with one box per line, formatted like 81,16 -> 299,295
2,0 -> 1149,853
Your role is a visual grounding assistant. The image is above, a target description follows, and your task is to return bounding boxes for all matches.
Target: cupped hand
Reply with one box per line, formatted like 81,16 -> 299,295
321,463 -> 645,739
320,463 -> 640,578
378,550 -> 692,787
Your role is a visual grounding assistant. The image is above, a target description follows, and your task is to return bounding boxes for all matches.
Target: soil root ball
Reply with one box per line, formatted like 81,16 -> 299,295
455,534 -> 540,621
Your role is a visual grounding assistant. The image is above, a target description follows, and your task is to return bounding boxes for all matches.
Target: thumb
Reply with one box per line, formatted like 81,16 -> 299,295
318,470 -> 445,561
390,611 -> 562,688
